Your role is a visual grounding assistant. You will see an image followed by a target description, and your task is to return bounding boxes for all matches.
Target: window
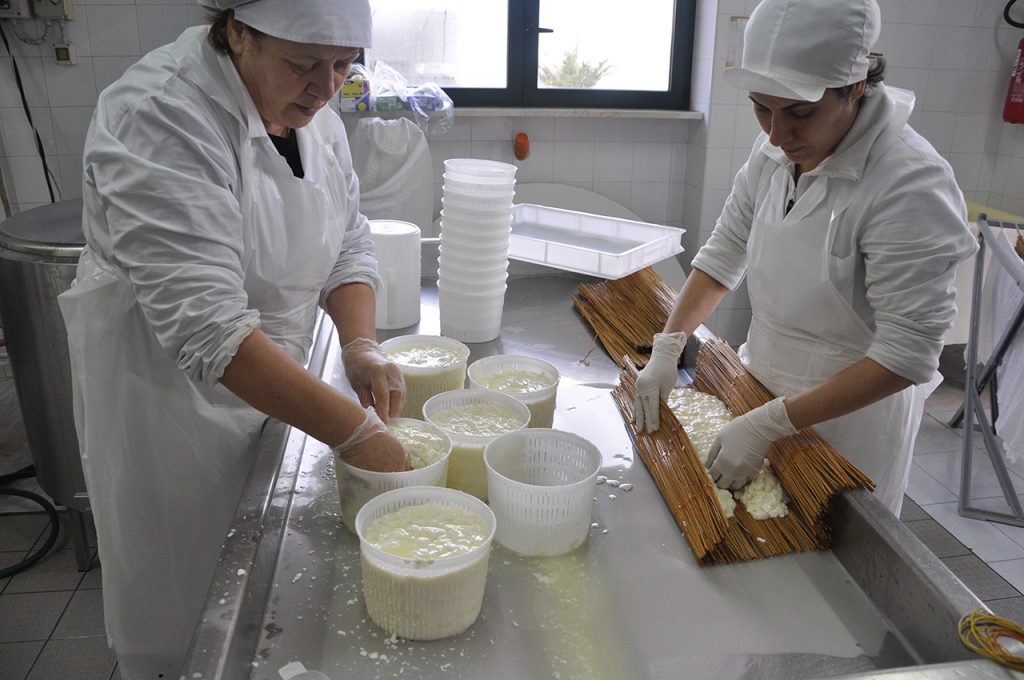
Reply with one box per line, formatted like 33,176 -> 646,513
366,0 -> 696,109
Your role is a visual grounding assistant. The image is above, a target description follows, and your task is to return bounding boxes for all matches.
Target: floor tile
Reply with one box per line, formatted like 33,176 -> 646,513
26,637 -> 116,680
5,550 -> 84,595
989,559 -> 1024,597
915,449 -> 1024,500
985,596 -> 1024,626
912,414 -> 967,455
0,591 -> 72,643
0,515 -> 46,553
924,381 -> 966,413
0,551 -> 27,594
906,463 -> 957,505
110,665 -> 121,680
941,555 -> 1020,600
79,553 -> 102,590
0,640 -> 44,680
923,502 -> 1024,562
51,589 -> 105,639
903,519 -> 972,559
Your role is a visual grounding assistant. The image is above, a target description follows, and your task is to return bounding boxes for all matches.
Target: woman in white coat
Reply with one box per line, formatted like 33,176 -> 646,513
633,0 -> 977,516
59,1 -> 409,677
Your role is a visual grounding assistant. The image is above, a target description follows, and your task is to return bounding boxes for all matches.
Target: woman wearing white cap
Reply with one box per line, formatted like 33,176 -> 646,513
634,0 -> 977,515
58,1 -> 409,676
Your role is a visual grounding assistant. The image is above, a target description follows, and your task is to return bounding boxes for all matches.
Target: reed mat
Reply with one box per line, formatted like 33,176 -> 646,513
581,270 -> 874,565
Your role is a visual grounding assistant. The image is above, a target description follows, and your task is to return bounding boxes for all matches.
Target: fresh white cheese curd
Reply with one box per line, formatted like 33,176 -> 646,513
364,503 -> 488,559
734,461 -> 789,519
385,344 -> 467,419
432,402 -> 527,500
668,387 -> 735,466
389,420 -> 449,469
386,345 -> 462,369
475,368 -> 557,428
475,368 -> 554,393
361,502 -> 491,640
667,387 -> 788,520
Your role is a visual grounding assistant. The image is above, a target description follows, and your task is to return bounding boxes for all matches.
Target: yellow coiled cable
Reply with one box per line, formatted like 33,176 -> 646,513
959,607 -> 1024,671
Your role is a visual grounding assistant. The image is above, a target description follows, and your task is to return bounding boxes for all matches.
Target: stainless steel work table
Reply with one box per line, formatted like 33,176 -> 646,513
182,269 -> 1014,680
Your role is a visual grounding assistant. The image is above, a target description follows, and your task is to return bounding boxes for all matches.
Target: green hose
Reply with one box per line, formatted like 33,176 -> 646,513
0,466 -> 61,578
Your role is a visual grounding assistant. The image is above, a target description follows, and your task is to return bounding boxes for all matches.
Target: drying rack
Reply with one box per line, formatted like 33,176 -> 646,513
953,215 -> 1024,526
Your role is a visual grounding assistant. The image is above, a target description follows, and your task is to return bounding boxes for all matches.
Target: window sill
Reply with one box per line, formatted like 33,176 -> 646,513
335,106 -> 703,121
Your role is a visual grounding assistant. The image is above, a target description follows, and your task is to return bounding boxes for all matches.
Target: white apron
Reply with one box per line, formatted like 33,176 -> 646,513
60,131 -> 349,679
739,170 -> 938,515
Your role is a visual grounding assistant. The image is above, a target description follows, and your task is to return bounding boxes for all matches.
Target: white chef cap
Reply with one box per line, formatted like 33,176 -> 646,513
723,0 -> 880,102
197,0 -> 372,49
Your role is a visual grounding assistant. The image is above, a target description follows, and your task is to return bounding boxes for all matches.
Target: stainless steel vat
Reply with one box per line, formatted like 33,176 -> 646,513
0,198 -> 92,570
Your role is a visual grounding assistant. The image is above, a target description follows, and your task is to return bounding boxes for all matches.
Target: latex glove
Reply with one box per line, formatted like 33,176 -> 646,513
342,337 -> 405,421
332,406 -> 411,472
633,332 -> 686,433
706,397 -> 797,490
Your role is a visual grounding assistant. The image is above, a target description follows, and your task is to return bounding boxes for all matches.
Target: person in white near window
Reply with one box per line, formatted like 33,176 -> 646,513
633,0 -> 977,517
58,1 -> 410,677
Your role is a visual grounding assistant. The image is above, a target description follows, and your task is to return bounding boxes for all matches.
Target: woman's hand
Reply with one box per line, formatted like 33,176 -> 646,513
332,406 -> 410,472
342,337 -> 405,421
706,397 -> 796,489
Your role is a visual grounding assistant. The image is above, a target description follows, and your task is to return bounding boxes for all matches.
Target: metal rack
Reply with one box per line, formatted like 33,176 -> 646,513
955,215 -> 1024,526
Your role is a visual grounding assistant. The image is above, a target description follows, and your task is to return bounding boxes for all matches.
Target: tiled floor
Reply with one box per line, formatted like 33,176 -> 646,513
0,359 -> 1022,678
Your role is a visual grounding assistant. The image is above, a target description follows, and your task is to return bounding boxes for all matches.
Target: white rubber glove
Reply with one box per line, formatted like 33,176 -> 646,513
342,338 -> 406,421
706,397 -> 797,490
633,331 -> 686,433
331,406 -> 410,472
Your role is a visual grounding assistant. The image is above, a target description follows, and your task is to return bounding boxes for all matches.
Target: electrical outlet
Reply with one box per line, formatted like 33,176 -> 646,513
31,0 -> 73,20
0,0 -> 31,19
53,41 -> 74,65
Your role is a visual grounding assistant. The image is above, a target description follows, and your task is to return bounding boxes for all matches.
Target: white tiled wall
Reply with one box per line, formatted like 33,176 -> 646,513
0,0 -> 1021,341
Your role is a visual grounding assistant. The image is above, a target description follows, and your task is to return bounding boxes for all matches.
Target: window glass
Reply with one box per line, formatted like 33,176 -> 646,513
538,0 -> 674,91
368,0 -> 508,89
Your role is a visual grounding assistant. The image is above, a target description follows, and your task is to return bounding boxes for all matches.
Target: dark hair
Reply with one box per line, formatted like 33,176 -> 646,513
206,10 -> 265,55
833,53 -> 887,101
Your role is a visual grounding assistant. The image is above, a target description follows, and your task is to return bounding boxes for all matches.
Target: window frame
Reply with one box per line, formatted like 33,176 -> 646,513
443,0 -> 697,110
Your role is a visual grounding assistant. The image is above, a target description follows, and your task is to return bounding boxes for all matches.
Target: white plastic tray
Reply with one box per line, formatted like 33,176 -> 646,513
509,203 -> 684,279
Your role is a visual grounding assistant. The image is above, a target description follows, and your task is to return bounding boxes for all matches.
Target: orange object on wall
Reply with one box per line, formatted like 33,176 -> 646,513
513,132 -> 530,160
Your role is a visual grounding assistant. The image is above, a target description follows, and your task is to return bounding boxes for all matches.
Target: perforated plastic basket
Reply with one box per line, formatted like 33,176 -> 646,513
380,334 -> 470,419
334,418 -> 452,532
484,429 -> 601,556
355,486 -> 496,640
422,389 -> 530,500
467,355 -> 560,428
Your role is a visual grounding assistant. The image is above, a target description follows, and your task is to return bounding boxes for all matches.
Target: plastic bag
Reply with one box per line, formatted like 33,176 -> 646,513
369,60 -> 455,136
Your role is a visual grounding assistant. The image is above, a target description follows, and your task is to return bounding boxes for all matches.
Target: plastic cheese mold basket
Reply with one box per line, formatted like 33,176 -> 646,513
467,354 -> 560,428
355,486 -> 496,640
334,417 -> 452,533
509,203 -> 684,279
484,429 -> 602,557
422,389 -> 531,501
380,334 -> 471,419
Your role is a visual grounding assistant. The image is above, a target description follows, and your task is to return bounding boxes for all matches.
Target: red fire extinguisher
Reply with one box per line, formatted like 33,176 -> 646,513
1006,37 -> 1024,124
1006,1 -> 1024,123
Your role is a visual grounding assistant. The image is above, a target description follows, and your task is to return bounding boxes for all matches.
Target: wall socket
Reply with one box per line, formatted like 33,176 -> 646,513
54,41 -> 74,65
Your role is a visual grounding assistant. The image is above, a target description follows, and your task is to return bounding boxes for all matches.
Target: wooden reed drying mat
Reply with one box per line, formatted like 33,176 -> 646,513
572,268 -> 677,369
575,269 -> 874,564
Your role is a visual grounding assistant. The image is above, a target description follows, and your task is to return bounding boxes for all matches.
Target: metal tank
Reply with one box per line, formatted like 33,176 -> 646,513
0,198 -> 92,570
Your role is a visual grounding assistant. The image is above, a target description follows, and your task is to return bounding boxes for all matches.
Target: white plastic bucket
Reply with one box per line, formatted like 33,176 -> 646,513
368,219 -> 421,330
484,429 -> 602,556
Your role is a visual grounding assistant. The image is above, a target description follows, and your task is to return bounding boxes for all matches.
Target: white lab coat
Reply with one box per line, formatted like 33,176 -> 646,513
692,84 -> 977,514
59,27 -> 380,679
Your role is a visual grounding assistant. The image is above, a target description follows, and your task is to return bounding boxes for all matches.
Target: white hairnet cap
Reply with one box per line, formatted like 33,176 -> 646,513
196,0 -> 372,48
723,0 -> 880,102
